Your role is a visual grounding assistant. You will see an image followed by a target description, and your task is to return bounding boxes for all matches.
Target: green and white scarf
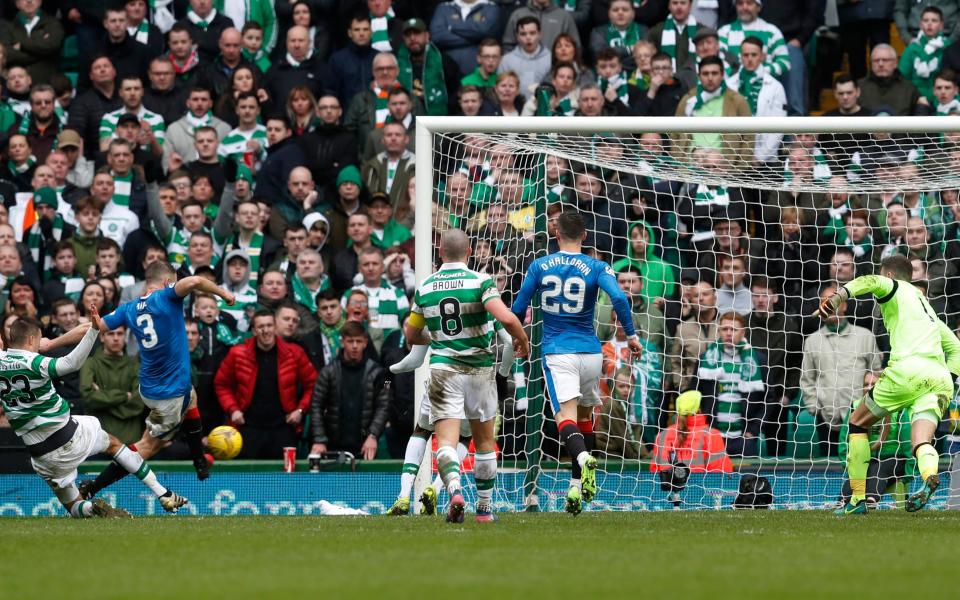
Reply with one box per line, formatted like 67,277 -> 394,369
285,48 -> 313,68
18,106 -> 65,137
319,319 -> 343,364
685,80 -> 727,115
628,69 -> 650,91
555,0 -> 576,10
221,232 -> 264,283
128,20 -> 150,45
545,174 -> 568,204
16,10 -> 41,35
291,273 -> 330,312
600,71 -> 631,106
660,14 -> 697,71
845,233 -> 873,259
937,96 -> 960,115
734,66 -> 764,114
8,156 -> 36,175
26,213 -> 65,280
111,171 -> 134,207
606,21 -> 641,49
242,47 -> 271,73
185,110 -> 214,133
370,7 -> 395,52
187,7 -> 217,30
374,85 -> 394,128
912,33 -> 946,78
398,43 -> 448,116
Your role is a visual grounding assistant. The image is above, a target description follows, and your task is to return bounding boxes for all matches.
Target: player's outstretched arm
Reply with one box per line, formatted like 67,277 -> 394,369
403,311 -> 432,346
497,327 -> 515,377
40,322 -> 95,353
815,276 -> 895,318
389,344 -> 428,374
486,297 -> 529,359
174,275 -> 236,305
50,323 -> 100,375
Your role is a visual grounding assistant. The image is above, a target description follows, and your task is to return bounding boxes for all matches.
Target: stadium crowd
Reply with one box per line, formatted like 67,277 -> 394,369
0,0 -> 957,479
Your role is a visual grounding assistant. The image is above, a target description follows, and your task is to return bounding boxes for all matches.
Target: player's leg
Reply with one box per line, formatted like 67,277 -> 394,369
388,425 -> 431,516
837,400 -> 883,514
544,354 -> 594,514
906,409 -> 943,512
575,354 -> 604,504
423,431 -> 471,515
181,390 -> 211,479
466,371 -> 499,523
101,433 -> 188,513
428,371 -> 467,523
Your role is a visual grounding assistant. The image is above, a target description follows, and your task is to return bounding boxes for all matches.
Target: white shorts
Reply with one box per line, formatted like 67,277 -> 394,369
543,353 -> 603,412
142,388 -> 194,440
427,367 -> 497,424
31,416 -> 110,492
417,384 -> 473,437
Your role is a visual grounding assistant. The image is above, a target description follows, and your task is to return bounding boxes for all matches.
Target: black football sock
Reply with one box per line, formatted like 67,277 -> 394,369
559,420 -> 587,480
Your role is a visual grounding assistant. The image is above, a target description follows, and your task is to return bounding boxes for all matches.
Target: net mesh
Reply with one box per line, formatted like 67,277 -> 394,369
422,126 -> 960,511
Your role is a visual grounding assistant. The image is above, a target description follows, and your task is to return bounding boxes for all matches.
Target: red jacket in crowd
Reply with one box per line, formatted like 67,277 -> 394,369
650,414 -> 733,473
215,337 -> 318,432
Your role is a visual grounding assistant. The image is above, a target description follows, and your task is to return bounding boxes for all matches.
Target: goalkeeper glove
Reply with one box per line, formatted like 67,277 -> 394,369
815,286 -> 849,319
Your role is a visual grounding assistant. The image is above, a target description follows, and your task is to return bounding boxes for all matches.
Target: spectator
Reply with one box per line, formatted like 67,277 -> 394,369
2,134 -> 36,193
504,0 -> 580,54
635,52 -> 689,117
725,36 -> 787,165
718,0 -> 791,81
99,76 -> 165,159
457,84 -> 483,116
430,0 -> 501,78
123,0 -> 164,58
218,93 -> 267,172
0,0 -> 64,85
164,86 -> 231,172
858,44 -> 926,116
309,320 -> 391,459
285,86 -> 319,136
895,0 -> 960,43
19,84 -> 63,165
347,52 -> 423,152
216,309 -> 318,459
80,325 -> 144,444
41,244 -> 84,306
674,57 -> 753,164
166,24 -> 205,86
801,285 -> 882,458
650,390 -> 733,473
714,255 -> 751,316
590,0 -> 644,72
177,0 -> 236,63
275,299 -> 324,371
341,245 -> 409,342
461,38 -> 502,89
326,13 -> 376,108
397,17 -> 460,117
759,0 -> 820,116
669,280 -> 718,392
362,88 -> 416,161
480,70 -> 525,116
66,195 -> 108,277
297,95 -> 358,194
594,48 -> 644,114
595,366 -> 646,459
321,165 -> 364,254
143,58 -> 190,129
90,6 -> 151,89
838,0 -> 893,81
522,61 -> 581,116
219,197 -> 282,285
362,122 -> 415,207
898,6 -> 949,104
498,16 -> 552,97
197,28 -> 253,101
367,191 -> 412,249
264,25 -> 323,105
695,311 -> 765,457
4,66 -> 32,117
257,116 -> 307,236
553,32 -> 595,87
611,219 -> 675,306
331,213 -> 376,293
571,166 -> 627,257
897,216 -> 956,318
647,0 -> 702,74
746,276 -> 803,457
289,247 -> 330,314
241,21 -> 272,74
933,69 -> 960,114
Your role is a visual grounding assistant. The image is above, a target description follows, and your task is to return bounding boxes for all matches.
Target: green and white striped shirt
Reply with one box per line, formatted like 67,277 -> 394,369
697,340 -> 764,438
341,279 -> 410,336
412,262 -> 500,370
718,17 -> 790,78
218,125 -> 267,169
99,106 -> 166,146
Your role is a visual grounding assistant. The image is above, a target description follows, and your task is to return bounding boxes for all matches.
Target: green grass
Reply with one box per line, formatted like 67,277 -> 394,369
1,511 -> 956,599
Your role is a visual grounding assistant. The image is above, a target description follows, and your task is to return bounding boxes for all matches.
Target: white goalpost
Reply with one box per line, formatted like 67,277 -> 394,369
412,116 -> 960,512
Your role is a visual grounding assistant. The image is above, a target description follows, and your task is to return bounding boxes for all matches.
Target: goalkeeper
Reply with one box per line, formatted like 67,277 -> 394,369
816,255 -> 960,514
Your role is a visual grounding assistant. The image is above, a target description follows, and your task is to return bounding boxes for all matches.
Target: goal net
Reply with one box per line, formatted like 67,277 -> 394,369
413,116 -> 960,511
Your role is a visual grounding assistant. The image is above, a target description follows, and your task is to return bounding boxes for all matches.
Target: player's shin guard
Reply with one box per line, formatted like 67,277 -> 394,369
474,451 -> 497,506
914,443 -> 940,482
399,435 -> 428,499
436,445 -> 461,495
182,407 -> 205,462
559,420 -> 589,483
847,433 -> 870,504
112,445 -> 169,498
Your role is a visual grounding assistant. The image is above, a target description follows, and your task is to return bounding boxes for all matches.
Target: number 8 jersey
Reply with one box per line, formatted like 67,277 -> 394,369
410,261 -> 501,370
103,285 -> 191,400
511,251 -> 636,355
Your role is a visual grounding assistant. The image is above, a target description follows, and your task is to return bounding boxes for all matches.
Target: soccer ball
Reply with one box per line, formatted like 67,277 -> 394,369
207,426 -> 243,460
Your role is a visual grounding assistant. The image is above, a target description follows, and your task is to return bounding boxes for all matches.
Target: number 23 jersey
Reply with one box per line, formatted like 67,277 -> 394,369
103,285 -> 191,399
512,252 -> 627,356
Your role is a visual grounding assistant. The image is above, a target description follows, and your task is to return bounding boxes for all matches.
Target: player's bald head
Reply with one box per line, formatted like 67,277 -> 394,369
440,229 -> 470,262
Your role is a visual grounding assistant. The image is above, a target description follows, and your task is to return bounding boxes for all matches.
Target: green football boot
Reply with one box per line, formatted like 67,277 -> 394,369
565,485 -> 583,516
387,497 -> 410,516
581,456 -> 599,503
833,499 -> 868,516
906,474 -> 940,513
419,486 -> 438,516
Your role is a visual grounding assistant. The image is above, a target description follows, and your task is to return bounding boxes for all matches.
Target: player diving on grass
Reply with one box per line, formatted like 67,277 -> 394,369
816,254 -> 960,514
403,228 -> 529,523
79,261 -> 236,499
511,211 -> 641,515
0,317 -> 187,517
386,317 -> 515,516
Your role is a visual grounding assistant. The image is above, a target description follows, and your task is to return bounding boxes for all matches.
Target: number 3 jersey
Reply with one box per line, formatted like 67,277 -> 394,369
103,285 -> 191,399
512,251 -> 636,356
410,262 -> 500,371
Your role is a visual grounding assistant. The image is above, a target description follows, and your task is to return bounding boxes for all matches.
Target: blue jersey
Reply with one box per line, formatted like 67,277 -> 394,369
512,251 -> 636,355
103,286 -> 191,400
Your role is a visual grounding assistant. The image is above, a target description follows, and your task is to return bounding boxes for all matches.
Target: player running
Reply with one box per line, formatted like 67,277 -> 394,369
403,229 -> 529,523
0,317 -> 187,517
816,254 -> 960,514
511,211 -> 641,515
80,261 -> 236,498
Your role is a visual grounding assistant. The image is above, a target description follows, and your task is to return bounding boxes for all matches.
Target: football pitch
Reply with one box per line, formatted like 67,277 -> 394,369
1,511 -> 957,600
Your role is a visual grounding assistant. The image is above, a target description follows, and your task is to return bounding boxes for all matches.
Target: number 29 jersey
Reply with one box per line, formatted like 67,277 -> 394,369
103,285 -> 191,400
512,251 -> 635,356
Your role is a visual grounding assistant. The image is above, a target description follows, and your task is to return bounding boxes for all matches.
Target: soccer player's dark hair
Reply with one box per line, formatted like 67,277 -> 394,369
880,254 -> 912,281
556,211 -> 586,241
144,260 -> 177,284
8,317 -> 42,346
340,320 -> 366,338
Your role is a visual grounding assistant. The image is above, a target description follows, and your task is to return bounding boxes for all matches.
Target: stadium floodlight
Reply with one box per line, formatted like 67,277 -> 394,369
413,116 -> 960,512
